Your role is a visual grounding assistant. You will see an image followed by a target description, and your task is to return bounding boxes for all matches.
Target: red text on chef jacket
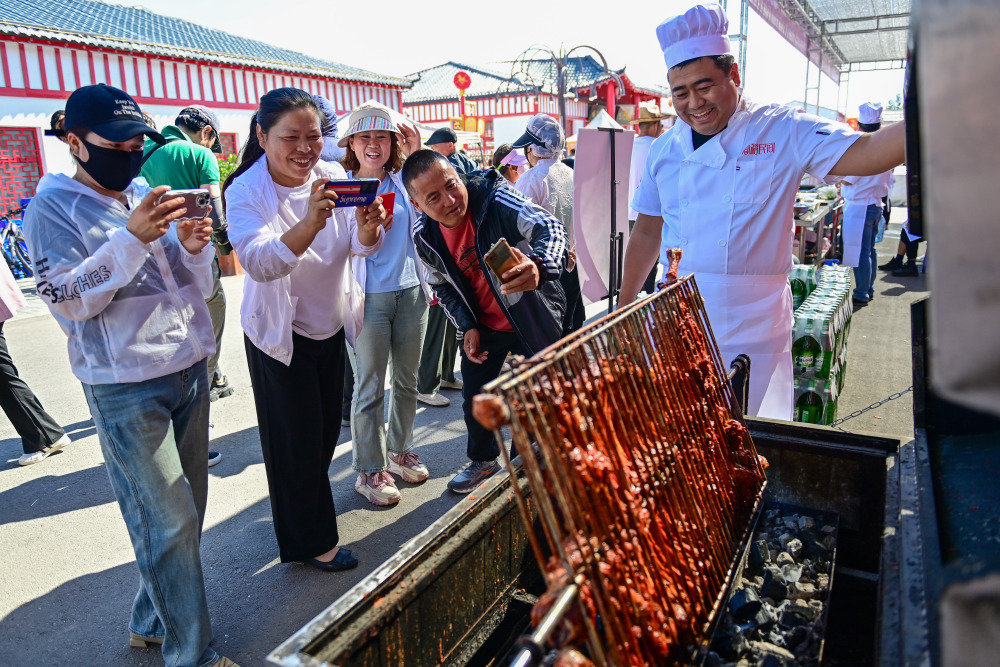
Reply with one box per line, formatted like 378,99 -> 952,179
742,143 -> 776,156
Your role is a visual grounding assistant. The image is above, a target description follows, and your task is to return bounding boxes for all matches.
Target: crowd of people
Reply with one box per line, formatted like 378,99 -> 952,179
15,74 -> 578,667
6,3 -> 916,665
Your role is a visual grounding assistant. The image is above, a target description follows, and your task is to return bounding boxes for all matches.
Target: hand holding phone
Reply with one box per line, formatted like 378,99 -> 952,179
484,238 -> 520,284
156,189 -> 212,222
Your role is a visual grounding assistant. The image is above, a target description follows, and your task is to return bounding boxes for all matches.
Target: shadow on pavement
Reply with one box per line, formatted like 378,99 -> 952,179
1,421 -> 473,666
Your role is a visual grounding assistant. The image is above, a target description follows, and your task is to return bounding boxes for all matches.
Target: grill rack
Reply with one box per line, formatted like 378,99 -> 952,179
475,275 -> 768,666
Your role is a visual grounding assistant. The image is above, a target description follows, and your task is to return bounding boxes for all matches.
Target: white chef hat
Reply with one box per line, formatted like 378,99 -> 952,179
656,3 -> 731,70
858,102 -> 883,125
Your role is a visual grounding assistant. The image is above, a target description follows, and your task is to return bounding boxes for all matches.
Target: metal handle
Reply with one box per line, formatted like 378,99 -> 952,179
510,583 -> 580,667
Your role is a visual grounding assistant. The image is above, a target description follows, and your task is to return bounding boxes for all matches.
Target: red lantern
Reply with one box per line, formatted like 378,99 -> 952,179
453,71 -> 471,90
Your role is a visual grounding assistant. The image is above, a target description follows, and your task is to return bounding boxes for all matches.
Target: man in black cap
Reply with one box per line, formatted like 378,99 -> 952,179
425,127 -> 478,174
142,105 -> 236,417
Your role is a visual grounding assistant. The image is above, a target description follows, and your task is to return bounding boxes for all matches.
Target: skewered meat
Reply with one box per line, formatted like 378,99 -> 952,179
474,274 -> 766,666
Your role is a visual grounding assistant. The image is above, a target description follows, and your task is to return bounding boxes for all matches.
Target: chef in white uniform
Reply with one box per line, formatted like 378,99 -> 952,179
620,3 -> 905,419
838,102 -> 894,305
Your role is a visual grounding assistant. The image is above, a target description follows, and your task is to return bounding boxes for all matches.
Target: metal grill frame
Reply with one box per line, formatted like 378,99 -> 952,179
479,276 -> 767,665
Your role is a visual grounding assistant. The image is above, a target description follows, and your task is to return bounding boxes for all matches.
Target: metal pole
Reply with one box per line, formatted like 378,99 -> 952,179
599,126 -> 623,314
557,60 -> 569,138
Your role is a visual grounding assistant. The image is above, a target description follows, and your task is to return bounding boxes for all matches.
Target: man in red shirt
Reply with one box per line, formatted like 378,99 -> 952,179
403,150 -> 568,493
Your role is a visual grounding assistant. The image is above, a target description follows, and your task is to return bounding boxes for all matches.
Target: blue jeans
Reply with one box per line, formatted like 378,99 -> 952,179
348,286 -> 427,473
83,359 -> 217,667
852,204 -> 882,302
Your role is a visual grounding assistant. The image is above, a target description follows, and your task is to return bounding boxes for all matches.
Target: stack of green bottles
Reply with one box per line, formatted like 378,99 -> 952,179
789,264 -> 820,310
791,265 -> 853,425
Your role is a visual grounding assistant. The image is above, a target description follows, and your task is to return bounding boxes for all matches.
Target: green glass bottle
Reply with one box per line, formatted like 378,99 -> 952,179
795,381 -> 824,424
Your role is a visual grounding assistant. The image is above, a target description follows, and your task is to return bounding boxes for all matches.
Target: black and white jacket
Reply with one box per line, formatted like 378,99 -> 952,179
413,169 -> 567,355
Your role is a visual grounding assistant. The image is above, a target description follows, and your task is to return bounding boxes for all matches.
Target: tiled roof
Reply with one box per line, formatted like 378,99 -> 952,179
0,0 -> 410,87
405,56 -> 616,103
404,62 -> 516,103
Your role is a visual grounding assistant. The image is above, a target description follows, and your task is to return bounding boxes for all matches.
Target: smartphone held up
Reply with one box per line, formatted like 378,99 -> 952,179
156,189 -> 211,222
325,178 -> 381,208
484,237 -> 520,284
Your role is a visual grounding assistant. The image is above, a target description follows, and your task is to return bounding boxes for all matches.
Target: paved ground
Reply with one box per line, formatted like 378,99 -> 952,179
0,217 -> 927,666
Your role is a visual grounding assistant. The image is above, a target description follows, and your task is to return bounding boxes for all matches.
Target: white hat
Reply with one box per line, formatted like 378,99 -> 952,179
858,102 -> 883,125
657,3 -> 731,70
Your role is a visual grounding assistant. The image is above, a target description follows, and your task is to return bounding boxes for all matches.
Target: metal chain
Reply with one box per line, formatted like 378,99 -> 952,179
829,385 -> 914,430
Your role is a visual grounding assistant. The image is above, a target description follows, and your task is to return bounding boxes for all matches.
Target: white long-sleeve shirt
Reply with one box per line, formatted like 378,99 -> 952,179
23,174 -> 216,384
841,170 -> 893,207
225,156 -> 383,364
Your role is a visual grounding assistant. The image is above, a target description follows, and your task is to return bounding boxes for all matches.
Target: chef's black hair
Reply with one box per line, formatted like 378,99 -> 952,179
672,54 -> 736,73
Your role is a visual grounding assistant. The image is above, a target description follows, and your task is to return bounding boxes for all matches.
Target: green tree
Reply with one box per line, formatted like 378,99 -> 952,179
887,93 -> 903,111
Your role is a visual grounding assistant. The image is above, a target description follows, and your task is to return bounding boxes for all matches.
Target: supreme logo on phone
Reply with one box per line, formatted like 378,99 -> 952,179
326,178 -> 380,208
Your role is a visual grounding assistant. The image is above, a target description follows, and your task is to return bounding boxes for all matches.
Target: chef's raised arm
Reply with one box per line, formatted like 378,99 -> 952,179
620,213 -> 664,303
829,121 -> 906,178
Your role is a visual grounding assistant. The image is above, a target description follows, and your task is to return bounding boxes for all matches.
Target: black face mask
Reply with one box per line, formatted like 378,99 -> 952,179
77,139 -> 146,192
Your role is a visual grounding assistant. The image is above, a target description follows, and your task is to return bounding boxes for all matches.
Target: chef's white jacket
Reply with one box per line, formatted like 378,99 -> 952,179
631,96 -> 860,419
840,170 -> 894,266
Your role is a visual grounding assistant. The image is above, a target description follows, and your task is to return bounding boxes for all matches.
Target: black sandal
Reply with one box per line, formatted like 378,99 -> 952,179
306,547 -> 358,572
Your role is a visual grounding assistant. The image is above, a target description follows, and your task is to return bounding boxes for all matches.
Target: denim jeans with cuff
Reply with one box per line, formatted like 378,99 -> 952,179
852,203 -> 882,302
83,359 -> 217,667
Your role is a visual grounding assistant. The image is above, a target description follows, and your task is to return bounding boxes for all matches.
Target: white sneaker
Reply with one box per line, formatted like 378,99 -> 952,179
440,379 -> 464,390
355,471 -> 401,506
387,450 -> 429,483
18,434 -> 71,466
417,392 -> 450,407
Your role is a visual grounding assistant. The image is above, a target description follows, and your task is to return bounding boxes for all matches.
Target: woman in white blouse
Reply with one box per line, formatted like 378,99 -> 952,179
224,88 -> 387,572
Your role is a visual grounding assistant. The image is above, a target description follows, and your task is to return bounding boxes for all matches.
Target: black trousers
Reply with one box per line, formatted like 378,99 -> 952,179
901,227 -> 921,261
417,303 -> 459,394
461,328 -> 527,462
205,256 -> 227,384
560,268 -> 585,335
0,322 -> 64,454
245,331 -> 345,562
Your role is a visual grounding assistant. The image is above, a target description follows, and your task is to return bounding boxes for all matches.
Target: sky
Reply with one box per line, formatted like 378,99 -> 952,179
130,0 -> 905,115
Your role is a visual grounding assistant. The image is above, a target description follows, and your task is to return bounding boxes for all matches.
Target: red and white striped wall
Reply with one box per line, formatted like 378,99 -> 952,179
0,37 -> 405,113
405,93 -> 589,124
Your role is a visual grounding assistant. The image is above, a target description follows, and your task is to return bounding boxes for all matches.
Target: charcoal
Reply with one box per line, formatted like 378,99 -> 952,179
778,606 -> 811,627
730,587 -> 763,621
705,651 -> 725,667
780,563 -> 802,583
715,506 -> 835,667
754,641 -> 796,667
789,582 -> 817,600
762,567 -> 787,601
754,603 -> 778,631
802,537 -> 830,559
749,540 -> 770,568
786,625 -> 811,653
809,599 -> 824,618
791,599 -> 817,620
